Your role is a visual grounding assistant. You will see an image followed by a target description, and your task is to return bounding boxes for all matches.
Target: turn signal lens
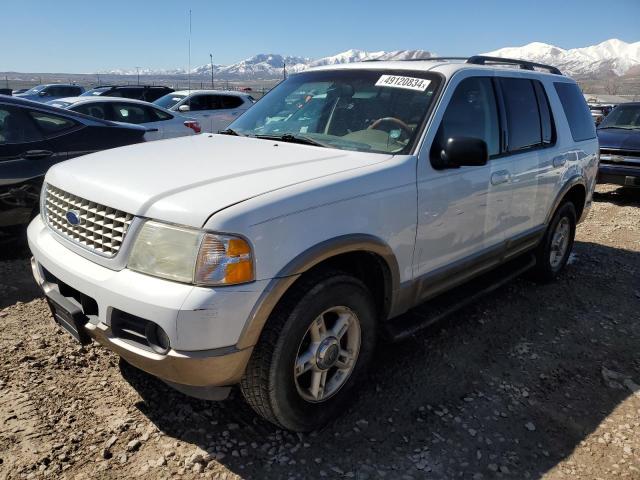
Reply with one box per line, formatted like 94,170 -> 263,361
195,234 -> 254,286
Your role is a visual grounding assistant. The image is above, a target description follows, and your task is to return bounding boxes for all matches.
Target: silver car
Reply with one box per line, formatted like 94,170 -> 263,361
47,97 -> 201,140
153,90 -> 254,133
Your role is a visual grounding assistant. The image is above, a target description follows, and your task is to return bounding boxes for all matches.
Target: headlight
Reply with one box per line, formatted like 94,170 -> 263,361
128,221 -> 254,286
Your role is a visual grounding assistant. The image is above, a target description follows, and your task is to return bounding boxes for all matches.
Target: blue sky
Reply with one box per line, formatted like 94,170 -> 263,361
2,0 -> 639,73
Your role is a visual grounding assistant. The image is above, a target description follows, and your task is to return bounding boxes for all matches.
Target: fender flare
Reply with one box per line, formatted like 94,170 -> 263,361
235,234 -> 401,349
544,175 -> 587,225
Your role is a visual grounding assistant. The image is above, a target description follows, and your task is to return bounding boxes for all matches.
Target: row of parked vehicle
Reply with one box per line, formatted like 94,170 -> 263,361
0,85 -> 256,233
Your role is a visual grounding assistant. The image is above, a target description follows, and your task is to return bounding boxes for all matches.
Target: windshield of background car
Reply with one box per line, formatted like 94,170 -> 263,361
23,86 -> 46,94
599,104 -> 640,129
229,69 -> 441,154
80,87 -> 111,96
153,93 -> 187,109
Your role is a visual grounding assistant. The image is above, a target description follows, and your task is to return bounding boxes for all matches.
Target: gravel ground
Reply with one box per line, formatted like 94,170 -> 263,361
0,184 -> 639,480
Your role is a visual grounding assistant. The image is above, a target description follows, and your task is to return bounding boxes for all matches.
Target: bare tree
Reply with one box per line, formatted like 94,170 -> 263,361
605,77 -> 621,95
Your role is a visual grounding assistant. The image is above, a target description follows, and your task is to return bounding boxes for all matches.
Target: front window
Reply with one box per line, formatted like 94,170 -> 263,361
154,93 -> 187,109
23,85 -> 46,95
599,104 -> 640,130
229,69 -> 441,154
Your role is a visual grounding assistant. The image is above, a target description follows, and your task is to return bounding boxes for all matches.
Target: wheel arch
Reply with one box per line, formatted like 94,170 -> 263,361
546,176 -> 587,225
236,234 -> 401,349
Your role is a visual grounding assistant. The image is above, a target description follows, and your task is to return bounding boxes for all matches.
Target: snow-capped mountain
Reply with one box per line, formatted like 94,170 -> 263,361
98,40 -> 639,79
483,39 -> 640,77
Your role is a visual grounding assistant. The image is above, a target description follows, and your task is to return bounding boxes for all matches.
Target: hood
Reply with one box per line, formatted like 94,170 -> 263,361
597,128 -> 640,151
46,134 -> 392,228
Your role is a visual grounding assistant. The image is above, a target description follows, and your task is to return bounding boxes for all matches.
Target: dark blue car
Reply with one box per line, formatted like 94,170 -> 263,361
597,102 -> 640,187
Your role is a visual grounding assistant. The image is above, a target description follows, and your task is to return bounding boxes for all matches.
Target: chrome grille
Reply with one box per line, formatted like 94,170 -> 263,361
44,185 -> 134,257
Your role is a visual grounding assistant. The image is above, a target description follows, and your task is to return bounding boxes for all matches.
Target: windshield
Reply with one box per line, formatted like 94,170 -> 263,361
23,85 -> 46,95
228,69 -> 441,154
599,104 -> 640,129
47,100 -> 72,108
81,87 -> 111,97
153,93 -> 187,109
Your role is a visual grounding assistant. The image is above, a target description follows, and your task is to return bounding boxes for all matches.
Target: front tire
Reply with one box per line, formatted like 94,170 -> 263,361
240,271 -> 376,431
530,201 -> 577,282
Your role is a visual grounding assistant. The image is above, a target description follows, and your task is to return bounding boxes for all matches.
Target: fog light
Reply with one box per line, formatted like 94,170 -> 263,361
145,323 -> 171,354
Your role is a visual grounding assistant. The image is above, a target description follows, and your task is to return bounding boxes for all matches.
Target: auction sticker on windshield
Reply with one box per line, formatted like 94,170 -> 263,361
375,75 -> 431,92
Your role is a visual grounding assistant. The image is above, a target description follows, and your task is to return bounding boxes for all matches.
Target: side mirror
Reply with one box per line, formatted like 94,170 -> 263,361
431,136 -> 488,169
39,91 -> 48,97
178,104 -> 190,112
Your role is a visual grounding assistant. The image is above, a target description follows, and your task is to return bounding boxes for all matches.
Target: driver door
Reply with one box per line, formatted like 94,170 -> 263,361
413,75 -> 512,298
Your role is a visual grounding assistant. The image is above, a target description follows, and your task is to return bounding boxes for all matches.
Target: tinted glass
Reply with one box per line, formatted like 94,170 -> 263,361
189,95 -> 219,111
500,78 -> 541,151
81,87 -> 111,97
434,77 -> 500,156
72,103 -> 110,120
533,81 -> 555,144
153,93 -> 187,109
111,103 -> 153,123
554,82 -> 596,142
149,107 -> 172,121
0,106 -> 44,144
218,95 -> 244,109
29,111 -> 76,136
116,88 -> 144,100
144,88 -> 172,102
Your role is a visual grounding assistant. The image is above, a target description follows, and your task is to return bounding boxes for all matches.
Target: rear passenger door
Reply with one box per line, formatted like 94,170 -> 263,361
210,95 -> 246,132
496,77 -> 557,241
185,94 -> 219,132
415,74 -> 512,292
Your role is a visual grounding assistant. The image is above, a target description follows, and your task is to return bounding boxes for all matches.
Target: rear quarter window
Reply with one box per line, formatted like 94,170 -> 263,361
553,82 -> 596,142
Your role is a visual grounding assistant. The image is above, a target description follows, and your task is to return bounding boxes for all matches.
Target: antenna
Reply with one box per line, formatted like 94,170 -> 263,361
188,9 -> 192,95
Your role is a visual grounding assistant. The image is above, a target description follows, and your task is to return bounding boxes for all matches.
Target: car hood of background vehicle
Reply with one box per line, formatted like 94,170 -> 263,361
597,128 -> 640,151
45,134 -> 392,228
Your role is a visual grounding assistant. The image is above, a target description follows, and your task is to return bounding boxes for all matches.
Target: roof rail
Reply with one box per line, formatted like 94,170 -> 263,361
362,56 -> 467,63
466,55 -> 562,75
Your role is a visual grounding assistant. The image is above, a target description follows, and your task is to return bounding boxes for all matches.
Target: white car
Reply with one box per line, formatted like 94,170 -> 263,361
28,56 -> 598,432
153,90 -> 254,133
47,97 -> 201,140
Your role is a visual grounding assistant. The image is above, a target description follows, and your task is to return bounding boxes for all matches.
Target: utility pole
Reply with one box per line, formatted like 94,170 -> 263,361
283,61 -> 287,80
209,53 -> 214,89
135,66 -> 140,85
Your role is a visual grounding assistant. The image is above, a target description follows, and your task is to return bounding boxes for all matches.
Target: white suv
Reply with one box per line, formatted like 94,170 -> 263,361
28,56 -> 598,431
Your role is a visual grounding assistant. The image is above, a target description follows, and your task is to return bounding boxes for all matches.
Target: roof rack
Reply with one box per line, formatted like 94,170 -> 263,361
362,55 -> 562,75
466,55 -> 562,75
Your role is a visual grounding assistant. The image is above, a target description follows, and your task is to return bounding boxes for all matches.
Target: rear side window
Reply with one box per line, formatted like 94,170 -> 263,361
219,95 -> 244,109
189,95 -> 219,111
0,106 -> 44,144
500,78 -> 542,151
149,107 -> 172,121
554,82 -> 596,142
111,103 -> 154,123
28,111 -> 77,136
533,82 -> 555,145
73,103 -> 110,120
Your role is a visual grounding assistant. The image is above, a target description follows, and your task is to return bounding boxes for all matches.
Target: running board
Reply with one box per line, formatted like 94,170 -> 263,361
386,253 -> 536,342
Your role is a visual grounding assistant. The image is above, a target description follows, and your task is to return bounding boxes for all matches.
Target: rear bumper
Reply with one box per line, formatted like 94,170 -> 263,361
598,164 -> 640,187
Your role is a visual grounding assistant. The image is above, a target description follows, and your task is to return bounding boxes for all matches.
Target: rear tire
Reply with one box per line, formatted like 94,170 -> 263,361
529,201 -> 576,282
240,270 -> 376,431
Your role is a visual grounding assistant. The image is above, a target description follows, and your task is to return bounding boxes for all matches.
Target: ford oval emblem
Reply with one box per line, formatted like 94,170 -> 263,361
65,210 -> 81,226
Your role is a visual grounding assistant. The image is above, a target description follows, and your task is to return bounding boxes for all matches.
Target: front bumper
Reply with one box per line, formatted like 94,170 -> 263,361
598,163 -> 640,187
28,215 -> 268,390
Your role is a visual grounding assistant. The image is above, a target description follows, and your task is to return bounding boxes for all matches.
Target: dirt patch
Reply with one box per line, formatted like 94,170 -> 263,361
0,184 -> 639,479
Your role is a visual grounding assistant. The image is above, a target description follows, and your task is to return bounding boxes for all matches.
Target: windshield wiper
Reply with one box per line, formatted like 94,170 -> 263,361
254,133 -> 328,148
219,128 -> 245,136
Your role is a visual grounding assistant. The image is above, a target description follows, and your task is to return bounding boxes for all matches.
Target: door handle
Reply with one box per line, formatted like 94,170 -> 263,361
552,155 -> 567,168
491,170 -> 511,185
23,150 -> 53,160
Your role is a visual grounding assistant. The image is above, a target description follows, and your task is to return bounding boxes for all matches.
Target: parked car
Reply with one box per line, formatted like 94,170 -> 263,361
14,84 -> 85,103
81,85 -> 174,103
153,90 -> 254,133
46,97 -> 201,140
597,102 -> 640,187
28,56 -> 597,431
0,97 -> 147,234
